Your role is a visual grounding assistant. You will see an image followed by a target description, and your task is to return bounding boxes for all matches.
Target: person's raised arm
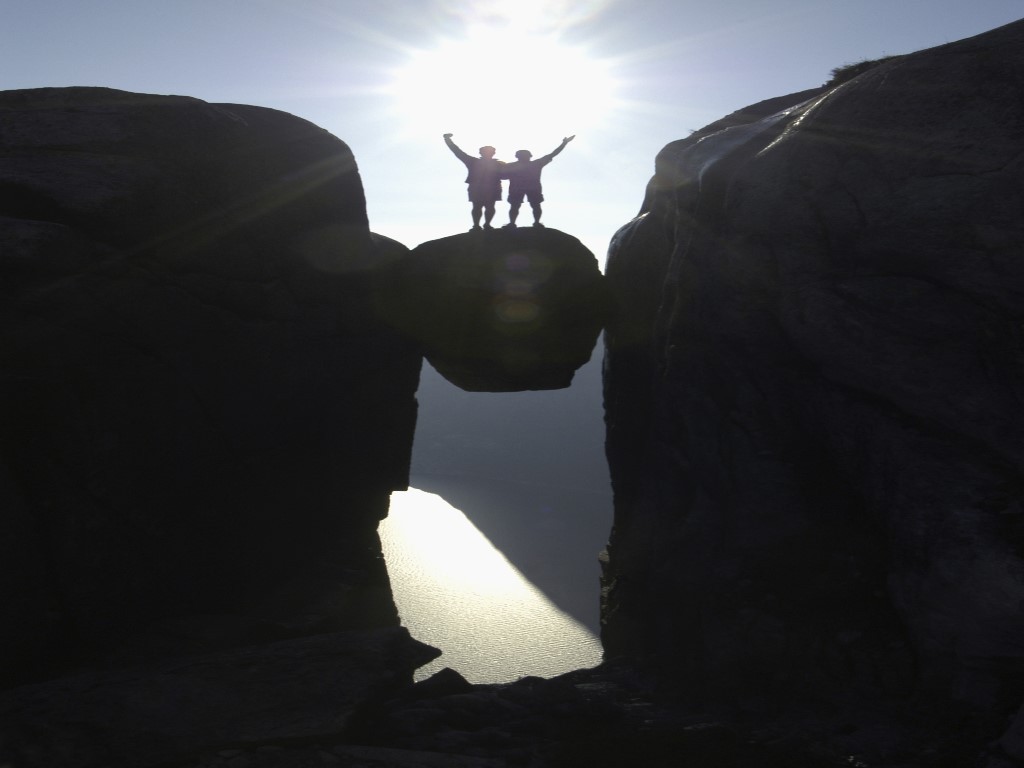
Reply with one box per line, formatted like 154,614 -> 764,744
542,134 -> 576,162
443,133 -> 472,163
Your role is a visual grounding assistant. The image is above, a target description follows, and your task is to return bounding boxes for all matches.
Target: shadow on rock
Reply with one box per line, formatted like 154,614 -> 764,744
383,228 -> 610,392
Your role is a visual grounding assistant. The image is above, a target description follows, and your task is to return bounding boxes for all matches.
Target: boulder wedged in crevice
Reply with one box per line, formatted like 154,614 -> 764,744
382,227 -> 610,392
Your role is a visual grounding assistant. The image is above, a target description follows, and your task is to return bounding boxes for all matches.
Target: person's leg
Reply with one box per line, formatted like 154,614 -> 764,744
525,190 -> 544,226
471,202 -> 482,228
483,201 -> 496,227
508,202 -> 521,226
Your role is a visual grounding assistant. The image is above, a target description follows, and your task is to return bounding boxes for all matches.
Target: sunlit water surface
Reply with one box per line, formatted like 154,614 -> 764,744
381,488 -> 603,683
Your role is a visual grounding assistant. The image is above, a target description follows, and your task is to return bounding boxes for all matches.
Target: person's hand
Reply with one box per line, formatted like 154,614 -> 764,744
563,135 -> 575,143
443,133 -> 453,138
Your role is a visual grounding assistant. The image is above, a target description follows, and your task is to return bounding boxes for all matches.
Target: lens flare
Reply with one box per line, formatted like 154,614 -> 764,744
494,298 -> 541,324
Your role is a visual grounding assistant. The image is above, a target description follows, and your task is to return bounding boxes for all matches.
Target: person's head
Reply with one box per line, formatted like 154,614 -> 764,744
515,149 -> 532,161
479,146 -> 496,158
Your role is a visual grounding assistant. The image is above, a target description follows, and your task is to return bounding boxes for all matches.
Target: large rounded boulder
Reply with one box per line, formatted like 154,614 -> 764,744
386,227 -> 610,392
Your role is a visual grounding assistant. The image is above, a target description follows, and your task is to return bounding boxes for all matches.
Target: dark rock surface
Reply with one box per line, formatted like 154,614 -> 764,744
382,228 -> 609,392
0,628 -> 439,768
602,16 -> 1024,763
0,87 -> 422,685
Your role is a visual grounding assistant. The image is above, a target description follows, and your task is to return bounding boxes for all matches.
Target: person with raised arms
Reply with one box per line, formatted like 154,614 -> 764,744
501,135 -> 575,228
443,133 -> 505,230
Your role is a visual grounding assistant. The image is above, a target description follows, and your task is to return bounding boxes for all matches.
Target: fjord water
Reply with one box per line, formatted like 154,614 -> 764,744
380,489 -> 602,682
381,353 -> 612,683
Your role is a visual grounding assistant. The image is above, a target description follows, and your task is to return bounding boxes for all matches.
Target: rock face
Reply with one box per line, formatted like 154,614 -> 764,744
384,228 -> 609,392
602,15 -> 1024,738
0,628 -> 439,768
0,88 -> 422,685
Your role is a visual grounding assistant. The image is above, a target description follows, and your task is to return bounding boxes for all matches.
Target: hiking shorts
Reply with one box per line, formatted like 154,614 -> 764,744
509,188 -> 543,205
469,185 -> 501,204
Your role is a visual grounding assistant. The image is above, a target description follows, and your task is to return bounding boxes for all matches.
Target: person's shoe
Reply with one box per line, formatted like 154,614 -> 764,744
470,225 -> 481,230
483,223 -> 494,229
532,222 -> 545,228
502,223 -> 517,229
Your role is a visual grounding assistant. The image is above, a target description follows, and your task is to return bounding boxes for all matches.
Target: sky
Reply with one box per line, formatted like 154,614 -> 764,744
2,0 -> 1022,264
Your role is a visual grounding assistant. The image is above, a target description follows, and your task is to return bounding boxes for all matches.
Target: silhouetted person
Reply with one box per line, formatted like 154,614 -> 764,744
502,135 -> 575,228
443,133 -> 504,230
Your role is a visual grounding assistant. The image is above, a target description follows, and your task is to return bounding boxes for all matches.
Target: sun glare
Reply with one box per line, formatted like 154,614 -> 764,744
388,26 -> 618,150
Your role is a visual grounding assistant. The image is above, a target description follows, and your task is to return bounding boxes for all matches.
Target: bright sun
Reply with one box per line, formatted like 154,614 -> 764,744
388,26 -> 618,151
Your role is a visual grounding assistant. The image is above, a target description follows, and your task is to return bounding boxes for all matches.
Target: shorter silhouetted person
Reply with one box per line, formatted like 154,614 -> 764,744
502,135 -> 575,228
443,133 -> 504,230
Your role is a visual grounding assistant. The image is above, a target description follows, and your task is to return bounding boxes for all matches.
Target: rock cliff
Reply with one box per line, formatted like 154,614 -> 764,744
0,87 -> 422,685
602,16 -> 1024,759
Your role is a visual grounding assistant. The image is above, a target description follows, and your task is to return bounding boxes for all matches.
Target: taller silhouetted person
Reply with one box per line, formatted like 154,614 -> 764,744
502,135 -> 575,228
443,133 -> 504,230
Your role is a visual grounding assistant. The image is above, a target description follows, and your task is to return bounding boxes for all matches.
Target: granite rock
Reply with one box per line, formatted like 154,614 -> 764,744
0,87 -> 421,684
383,227 -> 609,392
602,15 -> 1024,752
0,628 -> 439,768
